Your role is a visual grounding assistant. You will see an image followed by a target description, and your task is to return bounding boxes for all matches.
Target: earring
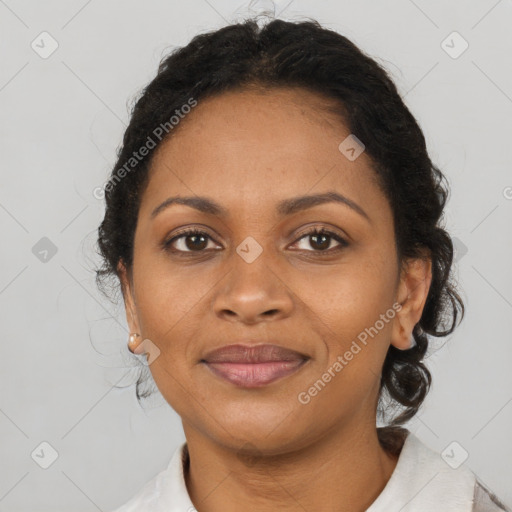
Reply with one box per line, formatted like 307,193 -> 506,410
128,333 -> 141,354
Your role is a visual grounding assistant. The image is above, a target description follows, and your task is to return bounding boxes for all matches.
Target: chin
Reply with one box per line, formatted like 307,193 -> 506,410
205,404 -> 319,453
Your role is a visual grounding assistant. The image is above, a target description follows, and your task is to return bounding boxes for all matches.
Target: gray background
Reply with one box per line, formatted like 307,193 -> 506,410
1,0 -> 511,510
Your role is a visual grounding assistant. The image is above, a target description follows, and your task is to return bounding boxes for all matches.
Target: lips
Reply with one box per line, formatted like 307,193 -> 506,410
201,344 -> 309,388
202,344 -> 308,363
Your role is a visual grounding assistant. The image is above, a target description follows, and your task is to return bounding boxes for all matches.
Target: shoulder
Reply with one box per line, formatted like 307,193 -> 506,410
472,480 -> 511,512
371,427 -> 510,511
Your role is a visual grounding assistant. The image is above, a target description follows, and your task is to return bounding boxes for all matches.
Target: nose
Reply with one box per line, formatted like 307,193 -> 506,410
213,254 -> 294,325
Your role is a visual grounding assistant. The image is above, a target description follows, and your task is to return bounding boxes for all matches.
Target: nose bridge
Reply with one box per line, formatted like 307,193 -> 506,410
213,237 -> 292,323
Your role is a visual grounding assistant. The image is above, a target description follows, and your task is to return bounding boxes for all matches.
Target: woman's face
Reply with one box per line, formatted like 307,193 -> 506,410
120,87 -> 426,454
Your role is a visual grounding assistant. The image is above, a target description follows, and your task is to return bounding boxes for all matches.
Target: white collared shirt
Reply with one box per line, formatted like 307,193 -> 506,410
110,430 -> 509,511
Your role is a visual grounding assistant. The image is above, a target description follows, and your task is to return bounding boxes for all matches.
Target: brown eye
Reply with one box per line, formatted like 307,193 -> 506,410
164,229 -> 219,253
293,228 -> 348,253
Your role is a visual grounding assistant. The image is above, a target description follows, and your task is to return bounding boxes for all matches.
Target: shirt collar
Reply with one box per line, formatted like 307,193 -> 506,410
156,442 -> 195,512
114,429 -> 477,511
367,430 -> 476,511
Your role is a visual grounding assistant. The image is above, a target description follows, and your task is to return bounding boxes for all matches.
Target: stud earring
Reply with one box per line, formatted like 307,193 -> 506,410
128,333 -> 141,354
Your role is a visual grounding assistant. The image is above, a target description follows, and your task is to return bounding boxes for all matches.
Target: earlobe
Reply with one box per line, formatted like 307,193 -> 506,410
391,256 -> 432,351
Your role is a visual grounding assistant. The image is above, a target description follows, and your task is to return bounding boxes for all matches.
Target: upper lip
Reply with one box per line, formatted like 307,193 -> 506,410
202,343 -> 309,364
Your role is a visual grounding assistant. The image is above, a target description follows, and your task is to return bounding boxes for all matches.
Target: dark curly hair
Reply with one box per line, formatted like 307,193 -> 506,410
95,16 -> 464,429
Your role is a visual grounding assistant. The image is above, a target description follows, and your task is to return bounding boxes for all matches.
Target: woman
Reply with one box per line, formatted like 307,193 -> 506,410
97,16 -> 510,512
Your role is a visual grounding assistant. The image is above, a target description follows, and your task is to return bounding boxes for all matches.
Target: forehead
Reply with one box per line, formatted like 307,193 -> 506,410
139,87 -> 385,220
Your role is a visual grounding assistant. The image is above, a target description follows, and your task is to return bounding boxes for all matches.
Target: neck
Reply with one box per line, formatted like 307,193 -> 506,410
182,421 -> 402,512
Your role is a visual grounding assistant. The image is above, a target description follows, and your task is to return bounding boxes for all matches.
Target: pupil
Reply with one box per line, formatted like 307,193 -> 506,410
186,234 -> 207,251
312,234 -> 329,250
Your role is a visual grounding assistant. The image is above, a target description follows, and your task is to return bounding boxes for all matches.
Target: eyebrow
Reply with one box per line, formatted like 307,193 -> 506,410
150,191 -> 370,222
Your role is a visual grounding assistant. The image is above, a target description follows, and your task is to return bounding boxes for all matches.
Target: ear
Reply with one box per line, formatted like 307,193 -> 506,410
391,255 -> 432,350
117,260 -> 142,339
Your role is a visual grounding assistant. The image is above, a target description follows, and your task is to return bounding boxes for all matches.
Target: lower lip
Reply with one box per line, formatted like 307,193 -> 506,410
203,360 -> 307,388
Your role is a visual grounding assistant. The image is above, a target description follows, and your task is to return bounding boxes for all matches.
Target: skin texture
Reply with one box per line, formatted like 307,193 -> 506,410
119,87 -> 432,511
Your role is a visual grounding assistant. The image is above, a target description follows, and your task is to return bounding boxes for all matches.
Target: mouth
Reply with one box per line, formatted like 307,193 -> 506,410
201,344 -> 310,388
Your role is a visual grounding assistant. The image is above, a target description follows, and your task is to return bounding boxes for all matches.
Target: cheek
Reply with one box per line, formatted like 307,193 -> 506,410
134,257 -> 216,337
295,269 -> 396,416
295,254 -> 398,403
133,271 -> 203,410
296,249 -> 397,339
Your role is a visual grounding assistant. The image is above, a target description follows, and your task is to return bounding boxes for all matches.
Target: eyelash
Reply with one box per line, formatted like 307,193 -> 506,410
163,227 -> 349,255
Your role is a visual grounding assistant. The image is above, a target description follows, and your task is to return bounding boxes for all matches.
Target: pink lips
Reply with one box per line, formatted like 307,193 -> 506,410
202,344 -> 309,388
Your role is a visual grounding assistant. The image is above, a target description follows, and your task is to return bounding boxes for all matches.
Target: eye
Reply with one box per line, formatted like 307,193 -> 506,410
163,226 -> 349,255
163,228 -> 220,253
291,227 -> 349,253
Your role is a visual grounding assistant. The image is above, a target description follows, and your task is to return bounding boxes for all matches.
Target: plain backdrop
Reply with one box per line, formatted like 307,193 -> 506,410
1,0 -> 511,510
